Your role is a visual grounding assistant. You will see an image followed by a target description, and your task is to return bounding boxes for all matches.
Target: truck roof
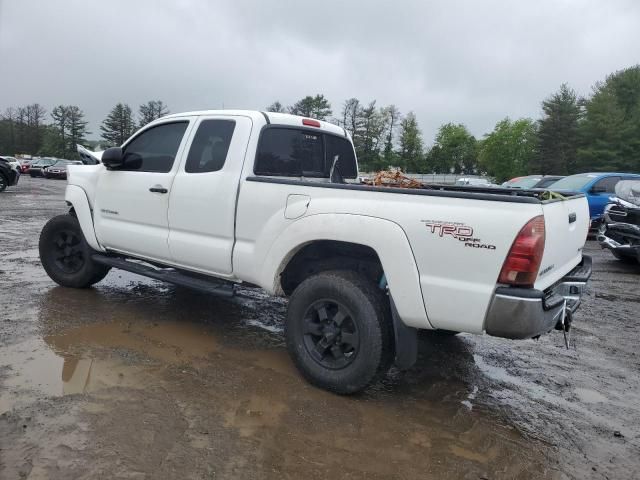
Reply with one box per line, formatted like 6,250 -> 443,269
160,110 -> 348,138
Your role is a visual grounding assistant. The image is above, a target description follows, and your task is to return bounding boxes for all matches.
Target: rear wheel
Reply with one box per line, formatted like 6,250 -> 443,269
0,174 -> 7,192
285,270 -> 391,394
432,329 -> 460,336
39,214 -> 110,288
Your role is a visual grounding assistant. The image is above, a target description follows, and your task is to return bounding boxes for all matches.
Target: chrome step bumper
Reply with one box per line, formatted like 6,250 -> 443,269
484,256 -> 592,339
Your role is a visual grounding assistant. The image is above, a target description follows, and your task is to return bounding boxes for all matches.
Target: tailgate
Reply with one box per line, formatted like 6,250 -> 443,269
535,195 -> 590,290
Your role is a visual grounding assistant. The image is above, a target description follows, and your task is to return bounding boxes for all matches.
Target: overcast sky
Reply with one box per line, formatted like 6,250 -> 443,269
1,0 -> 639,143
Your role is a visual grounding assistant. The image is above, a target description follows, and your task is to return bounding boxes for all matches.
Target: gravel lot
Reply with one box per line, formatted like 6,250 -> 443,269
1,176 -> 639,479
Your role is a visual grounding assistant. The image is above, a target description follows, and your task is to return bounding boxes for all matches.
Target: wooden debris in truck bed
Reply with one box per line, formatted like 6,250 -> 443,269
362,169 -> 424,189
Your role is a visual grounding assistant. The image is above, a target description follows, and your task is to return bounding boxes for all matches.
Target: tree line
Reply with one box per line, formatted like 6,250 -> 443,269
267,65 -> 640,181
1,65 -> 638,181
0,100 -> 169,159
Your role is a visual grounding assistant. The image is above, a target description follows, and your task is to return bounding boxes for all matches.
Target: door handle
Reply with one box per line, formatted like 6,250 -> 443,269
149,185 -> 168,194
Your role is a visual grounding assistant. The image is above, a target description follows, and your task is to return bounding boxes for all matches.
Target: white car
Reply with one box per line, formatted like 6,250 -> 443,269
38,110 -> 592,394
455,177 -> 494,187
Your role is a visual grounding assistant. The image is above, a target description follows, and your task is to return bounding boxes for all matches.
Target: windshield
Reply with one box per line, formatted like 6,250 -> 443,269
615,180 -> 640,206
536,177 -> 561,188
506,177 -> 542,188
547,174 -> 596,190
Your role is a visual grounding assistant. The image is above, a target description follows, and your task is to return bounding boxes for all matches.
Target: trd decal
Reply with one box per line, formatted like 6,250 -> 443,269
422,220 -> 496,250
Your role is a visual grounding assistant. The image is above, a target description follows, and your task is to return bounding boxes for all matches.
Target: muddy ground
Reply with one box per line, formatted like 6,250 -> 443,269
0,176 -> 639,479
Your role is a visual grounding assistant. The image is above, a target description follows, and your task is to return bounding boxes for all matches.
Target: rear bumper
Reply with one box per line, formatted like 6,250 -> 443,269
484,256 -> 592,339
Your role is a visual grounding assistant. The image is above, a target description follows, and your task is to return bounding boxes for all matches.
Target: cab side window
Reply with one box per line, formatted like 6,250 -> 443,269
593,176 -> 620,193
121,122 -> 188,173
185,120 -> 235,173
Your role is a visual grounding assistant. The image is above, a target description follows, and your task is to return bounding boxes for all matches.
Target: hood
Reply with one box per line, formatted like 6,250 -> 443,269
77,144 -> 103,164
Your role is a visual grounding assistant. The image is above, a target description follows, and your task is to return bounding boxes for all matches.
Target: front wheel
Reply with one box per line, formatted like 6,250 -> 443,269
285,270 -> 392,394
39,214 -> 111,288
611,250 -> 638,264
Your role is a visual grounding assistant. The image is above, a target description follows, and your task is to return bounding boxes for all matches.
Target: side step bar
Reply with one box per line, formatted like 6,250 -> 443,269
91,254 -> 235,297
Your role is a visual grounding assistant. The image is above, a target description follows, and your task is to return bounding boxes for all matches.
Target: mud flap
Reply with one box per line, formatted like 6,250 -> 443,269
390,296 -> 418,370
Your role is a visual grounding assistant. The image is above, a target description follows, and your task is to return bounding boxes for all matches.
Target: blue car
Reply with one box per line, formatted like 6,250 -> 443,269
549,172 -> 640,223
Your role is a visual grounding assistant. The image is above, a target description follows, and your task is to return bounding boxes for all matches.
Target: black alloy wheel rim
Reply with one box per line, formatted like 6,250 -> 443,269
52,229 -> 85,274
0,176 -> 5,189
302,300 -> 360,369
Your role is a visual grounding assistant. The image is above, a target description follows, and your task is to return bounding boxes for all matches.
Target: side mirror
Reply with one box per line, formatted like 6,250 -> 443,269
101,147 -> 123,169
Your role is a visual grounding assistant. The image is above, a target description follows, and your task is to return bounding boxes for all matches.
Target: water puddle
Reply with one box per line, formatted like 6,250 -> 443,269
0,293 -> 556,479
0,322 -> 224,413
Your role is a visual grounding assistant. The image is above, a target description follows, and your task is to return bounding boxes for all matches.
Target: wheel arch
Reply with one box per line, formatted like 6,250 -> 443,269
262,213 -> 431,330
279,240 -> 384,295
65,184 -> 104,252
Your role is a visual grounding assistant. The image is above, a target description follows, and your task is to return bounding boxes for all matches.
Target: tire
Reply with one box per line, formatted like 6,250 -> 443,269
0,174 -> 7,192
611,250 -> 638,264
39,214 -> 110,288
285,270 -> 392,394
432,329 -> 460,336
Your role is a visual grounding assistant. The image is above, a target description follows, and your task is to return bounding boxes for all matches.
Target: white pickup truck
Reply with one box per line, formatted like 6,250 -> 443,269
39,110 -> 592,394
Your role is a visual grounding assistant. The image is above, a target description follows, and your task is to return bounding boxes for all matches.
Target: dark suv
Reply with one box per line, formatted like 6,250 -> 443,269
0,157 -> 20,192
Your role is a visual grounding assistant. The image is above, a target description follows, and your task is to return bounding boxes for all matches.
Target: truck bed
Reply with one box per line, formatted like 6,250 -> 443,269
246,176 -> 584,204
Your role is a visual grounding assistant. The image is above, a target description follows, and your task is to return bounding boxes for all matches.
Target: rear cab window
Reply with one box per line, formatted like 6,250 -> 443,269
254,127 -> 357,179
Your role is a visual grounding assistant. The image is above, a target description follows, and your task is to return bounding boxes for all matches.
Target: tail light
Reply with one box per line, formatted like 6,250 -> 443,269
498,215 -> 545,287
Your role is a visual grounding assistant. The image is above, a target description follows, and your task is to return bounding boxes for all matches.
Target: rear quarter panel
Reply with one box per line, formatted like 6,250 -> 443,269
235,179 -> 543,334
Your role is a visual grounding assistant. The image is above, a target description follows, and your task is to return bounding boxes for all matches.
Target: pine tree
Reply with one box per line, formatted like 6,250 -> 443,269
288,94 -> 332,120
381,105 -> 401,168
50,106 -> 69,157
536,84 -> 581,175
0,108 -> 18,154
47,105 -> 89,158
67,106 -> 89,155
577,66 -> 640,172
397,112 -> 423,173
100,103 -> 136,146
138,100 -> 169,128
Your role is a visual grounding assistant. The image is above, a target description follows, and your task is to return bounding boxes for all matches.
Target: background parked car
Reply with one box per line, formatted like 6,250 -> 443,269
42,160 -> 84,179
454,177 -> 495,187
548,172 -> 640,226
502,175 -> 564,189
19,159 -> 32,173
0,156 -> 20,192
598,180 -> 640,263
28,158 -> 58,177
